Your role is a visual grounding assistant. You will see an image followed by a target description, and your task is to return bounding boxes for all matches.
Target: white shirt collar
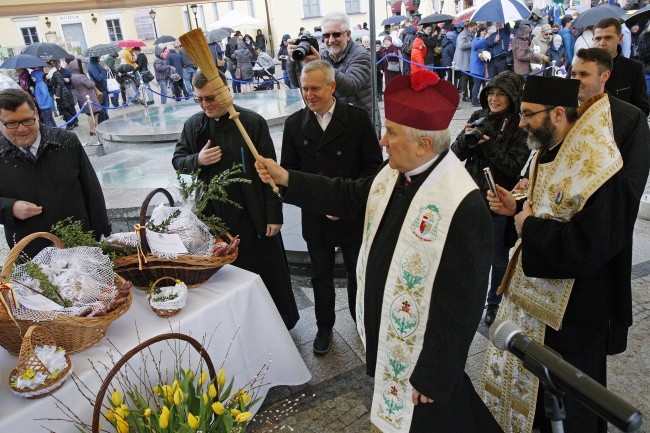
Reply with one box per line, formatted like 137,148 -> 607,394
404,154 -> 440,181
313,99 -> 336,131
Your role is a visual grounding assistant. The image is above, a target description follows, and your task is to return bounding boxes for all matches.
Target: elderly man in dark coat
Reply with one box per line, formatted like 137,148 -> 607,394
281,60 -> 383,354
0,89 -> 110,257
256,70 -> 503,433
172,70 -> 299,330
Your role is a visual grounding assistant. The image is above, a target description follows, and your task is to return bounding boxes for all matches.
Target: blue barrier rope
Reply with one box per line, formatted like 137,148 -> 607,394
56,101 -> 88,129
91,88 -> 142,110
145,85 -> 193,101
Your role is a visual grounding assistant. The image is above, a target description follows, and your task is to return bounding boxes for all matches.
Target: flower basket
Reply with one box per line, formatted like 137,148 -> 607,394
0,232 -> 132,356
91,332 -> 217,433
147,277 -> 187,317
112,188 -> 238,289
9,325 -> 73,399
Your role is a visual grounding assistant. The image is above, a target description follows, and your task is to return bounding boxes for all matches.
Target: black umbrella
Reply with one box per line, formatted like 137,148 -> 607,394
382,15 -> 408,26
84,43 -> 120,57
20,42 -> 69,60
206,28 -> 231,43
624,5 -> 650,27
0,54 -> 48,69
419,13 -> 454,25
154,35 -> 177,45
573,4 -> 626,29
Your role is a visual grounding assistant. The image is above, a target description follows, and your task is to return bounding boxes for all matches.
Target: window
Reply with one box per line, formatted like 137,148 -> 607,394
21,27 -> 39,45
106,19 -> 123,42
345,0 -> 361,14
302,0 -> 320,18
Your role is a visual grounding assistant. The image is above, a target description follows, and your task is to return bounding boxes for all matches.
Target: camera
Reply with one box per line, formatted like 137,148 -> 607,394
465,116 -> 497,148
291,36 -> 319,61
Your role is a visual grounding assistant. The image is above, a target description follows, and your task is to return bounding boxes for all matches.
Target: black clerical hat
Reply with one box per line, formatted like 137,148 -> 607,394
522,75 -> 579,107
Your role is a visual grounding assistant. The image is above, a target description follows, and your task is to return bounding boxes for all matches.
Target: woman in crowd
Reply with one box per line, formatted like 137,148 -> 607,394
512,24 -> 547,75
470,26 -> 488,106
232,40 -> 254,92
154,45 -> 174,104
255,29 -> 267,52
68,59 -> 101,136
451,71 -> 531,326
379,35 -> 401,87
278,34 -> 293,88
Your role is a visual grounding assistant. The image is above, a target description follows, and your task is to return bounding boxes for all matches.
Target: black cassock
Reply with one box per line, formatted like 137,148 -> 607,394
285,154 -> 503,433
173,109 -> 299,330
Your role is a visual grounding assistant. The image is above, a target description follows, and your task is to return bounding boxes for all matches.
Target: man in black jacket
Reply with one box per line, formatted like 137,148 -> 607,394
172,70 -> 299,330
594,17 -> 649,116
281,60 -> 383,354
0,89 -> 110,257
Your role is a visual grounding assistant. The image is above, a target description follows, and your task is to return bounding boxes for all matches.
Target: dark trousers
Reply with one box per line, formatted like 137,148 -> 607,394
534,350 -> 607,433
471,75 -> 484,104
459,71 -> 472,98
403,54 -> 411,75
306,236 -> 361,329
488,56 -> 509,78
487,213 -> 508,305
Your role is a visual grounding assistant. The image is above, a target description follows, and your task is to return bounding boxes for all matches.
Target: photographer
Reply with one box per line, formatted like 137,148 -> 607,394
286,11 -> 373,115
451,71 -> 530,326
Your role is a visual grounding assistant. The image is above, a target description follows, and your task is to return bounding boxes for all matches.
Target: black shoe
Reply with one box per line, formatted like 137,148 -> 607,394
471,101 -> 481,107
485,304 -> 499,326
462,96 -> 470,102
313,327 -> 332,355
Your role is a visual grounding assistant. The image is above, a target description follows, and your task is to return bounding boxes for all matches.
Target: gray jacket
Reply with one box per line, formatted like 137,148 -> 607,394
288,40 -> 372,112
452,29 -> 473,72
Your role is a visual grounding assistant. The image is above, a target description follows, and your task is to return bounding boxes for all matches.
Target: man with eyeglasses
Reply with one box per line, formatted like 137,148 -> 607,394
172,70 -> 299,331
480,75 -> 640,433
286,11 -> 374,117
0,89 -> 110,257
593,17 -> 649,116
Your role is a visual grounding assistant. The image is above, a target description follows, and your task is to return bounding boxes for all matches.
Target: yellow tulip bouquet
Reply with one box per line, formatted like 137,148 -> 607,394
103,367 -> 260,433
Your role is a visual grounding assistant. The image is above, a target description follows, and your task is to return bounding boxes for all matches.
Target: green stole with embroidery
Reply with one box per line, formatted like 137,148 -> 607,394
356,152 -> 478,432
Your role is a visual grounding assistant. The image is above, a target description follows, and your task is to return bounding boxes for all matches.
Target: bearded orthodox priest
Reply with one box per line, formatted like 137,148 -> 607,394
480,75 -> 641,433
255,70 -> 503,433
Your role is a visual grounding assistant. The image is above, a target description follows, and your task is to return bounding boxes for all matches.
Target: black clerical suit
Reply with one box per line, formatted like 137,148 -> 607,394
281,101 -> 382,328
173,108 -> 299,330
606,45 -> 650,116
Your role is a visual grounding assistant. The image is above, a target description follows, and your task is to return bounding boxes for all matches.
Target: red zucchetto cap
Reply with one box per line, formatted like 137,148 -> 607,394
384,70 -> 460,131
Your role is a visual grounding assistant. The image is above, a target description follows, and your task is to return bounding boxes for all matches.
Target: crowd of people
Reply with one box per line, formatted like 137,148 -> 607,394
1,5 -> 650,433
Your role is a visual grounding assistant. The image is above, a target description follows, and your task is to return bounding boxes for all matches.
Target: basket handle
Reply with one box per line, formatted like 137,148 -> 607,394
91,332 -> 216,433
148,276 -> 181,295
137,188 -> 175,255
0,232 -> 64,280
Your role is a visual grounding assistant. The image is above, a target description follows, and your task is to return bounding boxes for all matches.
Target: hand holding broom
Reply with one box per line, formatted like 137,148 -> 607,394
178,29 -> 280,193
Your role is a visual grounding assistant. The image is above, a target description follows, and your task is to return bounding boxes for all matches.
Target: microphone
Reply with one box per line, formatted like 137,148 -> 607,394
490,319 -> 643,433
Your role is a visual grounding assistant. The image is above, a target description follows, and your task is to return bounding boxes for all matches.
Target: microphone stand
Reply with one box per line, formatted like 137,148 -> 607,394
539,363 -> 566,433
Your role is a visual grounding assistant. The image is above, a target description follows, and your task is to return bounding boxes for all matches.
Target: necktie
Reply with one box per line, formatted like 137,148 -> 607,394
23,147 -> 36,162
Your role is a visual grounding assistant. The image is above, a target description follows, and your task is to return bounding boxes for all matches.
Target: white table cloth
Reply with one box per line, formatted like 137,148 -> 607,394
0,265 -> 311,431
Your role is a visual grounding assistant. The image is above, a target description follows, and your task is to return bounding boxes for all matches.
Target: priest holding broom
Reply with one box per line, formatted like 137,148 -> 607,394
172,30 -> 298,330
255,69 -> 503,433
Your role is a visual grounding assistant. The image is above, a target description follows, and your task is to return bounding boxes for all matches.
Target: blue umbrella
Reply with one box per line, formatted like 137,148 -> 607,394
470,0 -> 531,23
382,15 -> 408,26
573,4 -> 626,29
0,54 -> 48,69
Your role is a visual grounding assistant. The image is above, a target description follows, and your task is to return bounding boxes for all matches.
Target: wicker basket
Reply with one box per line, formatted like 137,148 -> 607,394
112,188 -> 238,288
147,276 -> 187,317
9,325 -> 73,399
0,232 -> 132,356
91,333 -> 217,433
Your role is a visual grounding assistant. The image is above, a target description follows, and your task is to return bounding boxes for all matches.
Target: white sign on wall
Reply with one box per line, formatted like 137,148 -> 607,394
58,14 -> 82,23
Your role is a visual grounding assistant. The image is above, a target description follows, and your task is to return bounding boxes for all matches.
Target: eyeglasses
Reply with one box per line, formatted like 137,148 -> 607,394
193,95 -> 217,104
322,32 -> 344,39
519,107 -> 554,120
487,90 -> 507,98
1,118 -> 36,129
543,32 -> 553,36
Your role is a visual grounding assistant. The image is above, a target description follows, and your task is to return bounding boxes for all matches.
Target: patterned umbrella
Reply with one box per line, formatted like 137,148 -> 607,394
84,43 -> 120,57
470,0 -> 531,23
20,43 -> 69,60
0,54 -> 48,69
452,5 -> 480,24
117,40 -> 146,48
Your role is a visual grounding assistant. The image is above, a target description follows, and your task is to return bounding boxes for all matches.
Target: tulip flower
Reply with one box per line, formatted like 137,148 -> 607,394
162,384 -> 173,403
235,412 -> 253,423
153,386 -> 161,395
105,409 -> 116,423
199,371 -> 208,386
144,408 -> 152,418
111,390 -> 123,407
212,401 -> 226,415
217,368 -> 226,387
208,383 -> 217,399
172,379 -> 181,393
241,391 -> 251,405
159,406 -> 170,429
174,388 -> 184,406
231,408 -> 241,417
115,415 -> 129,433
202,392 -> 209,405
188,413 -> 200,429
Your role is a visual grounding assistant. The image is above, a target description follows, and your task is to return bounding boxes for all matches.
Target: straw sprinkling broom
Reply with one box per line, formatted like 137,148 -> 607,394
178,29 -> 279,193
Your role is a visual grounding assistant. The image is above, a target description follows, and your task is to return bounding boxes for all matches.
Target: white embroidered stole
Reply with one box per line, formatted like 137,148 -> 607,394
356,153 -> 477,432
481,95 -> 623,433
